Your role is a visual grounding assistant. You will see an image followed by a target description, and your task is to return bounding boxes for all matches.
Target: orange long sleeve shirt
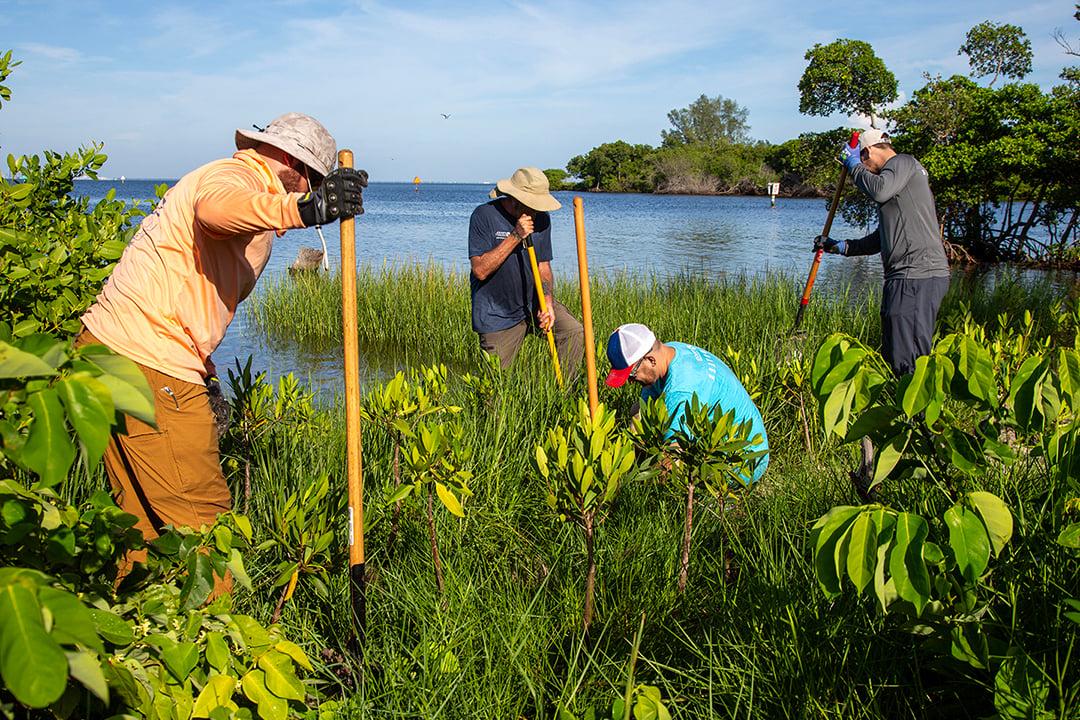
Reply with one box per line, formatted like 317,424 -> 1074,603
82,149 -> 304,383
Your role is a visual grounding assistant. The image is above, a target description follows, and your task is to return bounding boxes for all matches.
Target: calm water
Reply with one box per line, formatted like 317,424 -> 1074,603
70,180 -> 1058,390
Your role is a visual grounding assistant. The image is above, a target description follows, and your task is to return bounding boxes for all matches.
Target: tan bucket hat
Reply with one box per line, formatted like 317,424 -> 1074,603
494,167 -> 561,212
235,112 -> 337,178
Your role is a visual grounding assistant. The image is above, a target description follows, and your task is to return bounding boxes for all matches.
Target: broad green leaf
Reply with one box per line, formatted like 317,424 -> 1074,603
66,649 -> 108,702
811,505 -> 862,597
89,353 -> 156,425
179,552 -> 215,610
57,373 -> 114,469
846,511 -> 877,594
227,548 -> 253,591
161,640 -> 199,682
0,582 -> 68,707
1009,356 -> 1048,431
958,337 -> 996,406
435,482 -> 464,518
274,640 -> 313,671
88,608 -> 134,645
205,632 -> 230,672
232,615 -> 273,649
0,340 -> 56,378
844,406 -> 900,443
1057,523 -> 1080,549
888,512 -> 931,616
242,669 -> 289,720
23,389 -> 76,487
192,674 -> 237,718
968,491 -> 1014,556
945,505 -> 991,583
901,355 -> 933,417
871,431 -> 909,488
258,650 -> 306,701
38,585 -> 103,652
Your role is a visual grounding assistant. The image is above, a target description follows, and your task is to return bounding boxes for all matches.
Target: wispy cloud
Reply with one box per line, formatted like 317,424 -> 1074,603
18,43 -> 82,64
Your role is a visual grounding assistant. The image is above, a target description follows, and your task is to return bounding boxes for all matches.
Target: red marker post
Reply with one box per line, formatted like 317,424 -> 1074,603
794,131 -> 860,331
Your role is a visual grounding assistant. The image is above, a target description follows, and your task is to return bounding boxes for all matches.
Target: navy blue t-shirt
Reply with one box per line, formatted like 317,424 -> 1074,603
468,200 -> 553,333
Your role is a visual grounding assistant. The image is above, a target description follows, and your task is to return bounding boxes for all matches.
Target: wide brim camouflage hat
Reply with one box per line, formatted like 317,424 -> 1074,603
235,112 -> 337,177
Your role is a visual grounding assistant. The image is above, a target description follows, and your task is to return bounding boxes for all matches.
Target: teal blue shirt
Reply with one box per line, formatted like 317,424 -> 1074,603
641,342 -> 769,483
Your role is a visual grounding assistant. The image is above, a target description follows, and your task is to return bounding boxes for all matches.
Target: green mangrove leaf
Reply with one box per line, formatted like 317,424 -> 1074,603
23,388 -> 75,487
0,340 -> 56,378
38,585 -> 102,652
56,373 -> 113,469
192,674 -> 238,718
811,505 -> 862,597
435,482 -> 464,517
1057,522 -> 1080,549
888,512 -> 930,616
967,491 -> 1013,556
872,431 -> 909,487
945,505 -> 991,583
0,581 -> 68,707
846,511 -> 877,594
66,649 -> 108,702
258,650 -> 305,701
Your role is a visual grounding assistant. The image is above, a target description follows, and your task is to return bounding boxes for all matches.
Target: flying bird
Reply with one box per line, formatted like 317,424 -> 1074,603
440,113 -> 451,119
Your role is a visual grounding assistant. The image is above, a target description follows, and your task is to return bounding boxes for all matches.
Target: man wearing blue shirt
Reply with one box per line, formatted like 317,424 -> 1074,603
605,323 -> 769,483
469,167 -> 583,375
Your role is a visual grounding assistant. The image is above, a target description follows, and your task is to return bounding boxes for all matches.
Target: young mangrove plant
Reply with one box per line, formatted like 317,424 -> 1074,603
363,364 -> 459,550
534,401 -> 643,631
810,312 -> 1080,714
633,396 -> 766,593
395,419 -> 473,595
260,472 -> 341,623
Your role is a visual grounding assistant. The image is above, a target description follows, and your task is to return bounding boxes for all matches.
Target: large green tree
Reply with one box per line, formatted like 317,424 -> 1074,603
958,21 -> 1033,87
661,94 -> 750,146
566,141 -> 655,193
798,39 -> 898,127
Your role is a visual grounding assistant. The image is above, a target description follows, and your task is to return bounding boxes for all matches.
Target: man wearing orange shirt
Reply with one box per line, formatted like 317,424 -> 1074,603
78,113 -> 366,573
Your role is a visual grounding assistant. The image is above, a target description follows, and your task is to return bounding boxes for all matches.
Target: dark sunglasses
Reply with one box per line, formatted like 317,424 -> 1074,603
628,356 -> 646,380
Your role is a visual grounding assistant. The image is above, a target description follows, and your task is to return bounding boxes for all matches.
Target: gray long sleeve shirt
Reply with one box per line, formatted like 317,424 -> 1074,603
845,153 -> 950,280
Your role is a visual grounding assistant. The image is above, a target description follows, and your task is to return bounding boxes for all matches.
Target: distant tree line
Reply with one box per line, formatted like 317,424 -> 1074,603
548,9 -> 1079,266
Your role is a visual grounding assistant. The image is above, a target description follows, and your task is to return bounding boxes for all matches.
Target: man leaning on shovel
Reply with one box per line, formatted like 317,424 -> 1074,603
76,113 -> 367,590
468,167 -> 584,376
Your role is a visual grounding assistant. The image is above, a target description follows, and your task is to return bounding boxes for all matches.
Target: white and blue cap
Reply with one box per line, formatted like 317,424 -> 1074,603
605,323 -> 657,388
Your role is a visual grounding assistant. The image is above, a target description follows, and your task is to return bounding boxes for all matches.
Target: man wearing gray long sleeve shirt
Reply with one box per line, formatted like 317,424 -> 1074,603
814,129 -> 951,376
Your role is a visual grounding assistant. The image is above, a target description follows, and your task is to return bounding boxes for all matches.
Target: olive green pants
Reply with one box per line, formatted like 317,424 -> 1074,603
477,299 -> 584,378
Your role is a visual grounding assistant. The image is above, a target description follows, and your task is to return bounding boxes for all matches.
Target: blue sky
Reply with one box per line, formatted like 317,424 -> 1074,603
1,0 -> 1074,181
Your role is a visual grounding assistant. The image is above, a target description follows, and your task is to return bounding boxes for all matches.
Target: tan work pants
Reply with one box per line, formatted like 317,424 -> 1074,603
75,330 -> 231,579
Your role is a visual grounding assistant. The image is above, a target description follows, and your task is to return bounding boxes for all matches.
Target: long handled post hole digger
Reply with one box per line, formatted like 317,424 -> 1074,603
523,230 -> 564,386
338,149 -> 367,662
793,130 -> 860,332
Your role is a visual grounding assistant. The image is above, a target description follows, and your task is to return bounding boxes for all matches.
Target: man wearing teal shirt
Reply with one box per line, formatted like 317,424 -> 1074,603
605,323 -> 769,483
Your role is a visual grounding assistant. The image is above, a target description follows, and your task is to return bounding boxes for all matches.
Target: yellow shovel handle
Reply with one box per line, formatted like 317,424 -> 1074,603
526,243 -> 563,386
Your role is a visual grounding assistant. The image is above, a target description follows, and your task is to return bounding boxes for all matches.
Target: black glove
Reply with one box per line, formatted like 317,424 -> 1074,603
813,235 -> 847,255
297,167 -> 368,226
206,375 -> 231,440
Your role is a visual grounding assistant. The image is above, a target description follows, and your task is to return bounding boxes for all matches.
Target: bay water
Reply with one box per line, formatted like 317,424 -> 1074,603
72,180 -> 1054,390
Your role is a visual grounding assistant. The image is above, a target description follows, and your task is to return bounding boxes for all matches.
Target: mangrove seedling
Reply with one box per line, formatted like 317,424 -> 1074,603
535,401 -> 643,630
633,396 -> 766,593
363,364 -> 460,550
394,419 -> 473,595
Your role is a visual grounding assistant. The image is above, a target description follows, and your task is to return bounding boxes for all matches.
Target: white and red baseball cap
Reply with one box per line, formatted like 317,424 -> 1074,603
605,323 -> 657,387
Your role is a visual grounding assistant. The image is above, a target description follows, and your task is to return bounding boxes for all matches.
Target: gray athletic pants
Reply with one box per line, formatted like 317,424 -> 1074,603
880,276 -> 951,377
478,299 -> 584,378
